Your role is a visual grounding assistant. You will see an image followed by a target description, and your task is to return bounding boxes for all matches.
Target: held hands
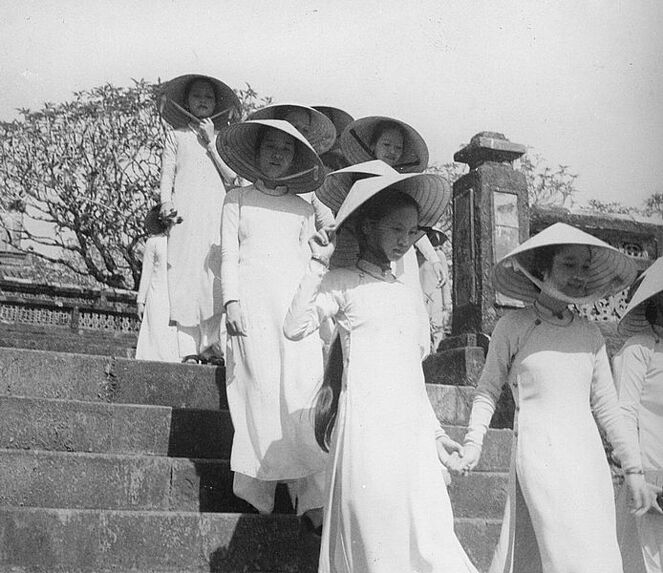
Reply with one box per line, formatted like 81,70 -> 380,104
435,435 -> 462,465
446,443 -> 482,476
308,226 -> 336,263
225,301 -> 247,337
431,260 -> 446,286
136,302 -> 145,320
625,474 -> 660,517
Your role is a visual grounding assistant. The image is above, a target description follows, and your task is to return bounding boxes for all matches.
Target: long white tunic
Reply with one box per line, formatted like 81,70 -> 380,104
159,128 -> 226,329
466,307 -> 642,573
135,235 -> 179,362
614,333 -> 663,573
285,260 -> 477,573
220,184 -> 326,488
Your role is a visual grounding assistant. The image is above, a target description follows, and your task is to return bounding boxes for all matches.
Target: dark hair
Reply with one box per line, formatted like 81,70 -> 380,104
315,335 -> 344,451
645,300 -> 659,325
144,206 -> 168,236
183,78 -> 216,113
353,189 -> 419,253
369,120 -> 406,149
313,189 -> 420,451
528,245 -> 561,281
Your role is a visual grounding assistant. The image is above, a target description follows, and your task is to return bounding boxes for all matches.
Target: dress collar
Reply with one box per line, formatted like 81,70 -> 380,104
255,179 -> 289,197
356,259 -> 397,282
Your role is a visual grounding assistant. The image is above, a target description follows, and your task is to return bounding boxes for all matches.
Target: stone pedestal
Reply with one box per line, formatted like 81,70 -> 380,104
430,132 -> 528,387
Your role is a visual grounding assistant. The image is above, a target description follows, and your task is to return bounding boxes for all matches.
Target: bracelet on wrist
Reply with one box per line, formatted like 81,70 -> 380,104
311,255 -> 330,268
624,468 -> 644,475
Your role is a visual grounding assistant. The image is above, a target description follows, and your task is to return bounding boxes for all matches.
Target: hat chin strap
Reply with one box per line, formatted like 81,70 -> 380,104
263,165 -> 320,184
510,258 -> 607,305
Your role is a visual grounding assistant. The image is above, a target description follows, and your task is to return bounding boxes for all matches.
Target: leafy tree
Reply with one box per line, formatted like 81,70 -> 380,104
0,80 -> 269,290
519,151 -> 578,208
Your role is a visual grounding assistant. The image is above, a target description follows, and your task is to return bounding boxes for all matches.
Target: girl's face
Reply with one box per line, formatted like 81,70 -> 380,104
372,128 -> 404,166
186,80 -> 216,119
284,109 -> 311,139
257,129 -> 296,179
543,245 -> 592,298
364,204 -> 419,262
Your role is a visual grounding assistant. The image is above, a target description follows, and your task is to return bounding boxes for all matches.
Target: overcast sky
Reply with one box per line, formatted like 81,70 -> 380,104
2,0 -> 662,207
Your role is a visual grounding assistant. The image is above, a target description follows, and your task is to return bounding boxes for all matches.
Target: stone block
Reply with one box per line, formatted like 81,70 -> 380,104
448,471 -> 509,519
423,346 -> 486,386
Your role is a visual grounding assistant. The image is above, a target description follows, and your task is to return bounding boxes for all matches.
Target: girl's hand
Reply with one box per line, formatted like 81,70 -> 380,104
159,201 -> 174,219
456,443 -> 482,475
445,451 -> 466,475
136,302 -> 145,320
648,484 -> 663,515
308,227 -> 336,260
193,118 -> 215,146
225,301 -> 247,337
625,473 -> 656,517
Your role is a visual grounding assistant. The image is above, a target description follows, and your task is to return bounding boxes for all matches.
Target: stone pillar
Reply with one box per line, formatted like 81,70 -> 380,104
423,132 -> 528,386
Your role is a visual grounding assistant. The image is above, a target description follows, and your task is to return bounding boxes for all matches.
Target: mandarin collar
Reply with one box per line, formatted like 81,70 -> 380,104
356,259 -> 397,282
255,179 -> 289,196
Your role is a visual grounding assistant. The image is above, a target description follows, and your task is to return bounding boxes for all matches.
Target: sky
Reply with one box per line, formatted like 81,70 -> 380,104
1,0 -> 662,207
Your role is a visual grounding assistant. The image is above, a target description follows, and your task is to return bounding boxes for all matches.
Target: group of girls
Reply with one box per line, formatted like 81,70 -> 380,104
134,72 -> 662,573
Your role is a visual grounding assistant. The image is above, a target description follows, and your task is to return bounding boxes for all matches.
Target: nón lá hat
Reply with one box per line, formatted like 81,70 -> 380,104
618,257 -> 663,336
157,74 -> 241,130
248,104 -> 337,155
492,222 -> 638,304
339,116 -> 429,173
216,119 -> 324,194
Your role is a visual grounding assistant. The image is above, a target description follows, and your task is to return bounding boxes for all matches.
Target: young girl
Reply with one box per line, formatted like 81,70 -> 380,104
135,206 -> 179,362
216,119 -> 327,527
157,74 -> 240,362
284,172 -> 478,572
452,222 -> 652,573
613,258 -> 663,572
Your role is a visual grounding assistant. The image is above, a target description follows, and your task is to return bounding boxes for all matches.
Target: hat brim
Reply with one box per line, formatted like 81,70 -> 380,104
157,74 -> 241,130
339,116 -> 429,173
493,222 -> 638,303
329,173 -> 451,269
316,160 -> 398,212
216,119 -> 324,194
313,106 -> 354,150
248,104 -> 337,155
618,257 -> 663,336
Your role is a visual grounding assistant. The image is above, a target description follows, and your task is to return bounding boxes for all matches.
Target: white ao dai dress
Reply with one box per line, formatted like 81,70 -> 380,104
614,333 -> 663,573
135,235 -> 179,362
221,183 -> 327,514
465,307 -> 642,573
285,259 -> 477,573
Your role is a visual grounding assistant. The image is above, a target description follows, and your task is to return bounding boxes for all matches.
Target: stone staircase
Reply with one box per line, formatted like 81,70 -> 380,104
0,347 -> 511,572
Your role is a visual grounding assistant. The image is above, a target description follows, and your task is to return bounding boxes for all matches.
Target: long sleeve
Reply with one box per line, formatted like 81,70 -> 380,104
415,235 -> 437,263
159,129 -> 178,204
220,189 -> 240,305
613,336 -> 652,456
464,316 -> 513,449
311,194 -> 335,231
136,237 -> 156,304
284,263 -> 342,341
590,334 -> 643,473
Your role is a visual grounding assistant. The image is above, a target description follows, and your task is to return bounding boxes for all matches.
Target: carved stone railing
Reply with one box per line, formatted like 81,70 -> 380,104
0,277 -> 138,356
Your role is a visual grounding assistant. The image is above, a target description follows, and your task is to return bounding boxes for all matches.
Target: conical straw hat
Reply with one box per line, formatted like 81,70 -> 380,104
618,257 -> 663,336
330,172 -> 451,269
316,160 -> 398,212
339,116 -> 429,173
312,106 -> 354,151
248,104 -> 337,155
493,222 -> 638,304
216,119 -> 324,194
157,74 -> 241,130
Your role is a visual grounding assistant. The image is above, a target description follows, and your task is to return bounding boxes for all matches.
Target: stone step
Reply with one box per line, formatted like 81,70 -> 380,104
0,347 -> 225,410
0,347 -> 478,425
0,395 -> 233,459
0,395 -> 513,467
0,506 -> 501,573
0,448 -> 508,519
